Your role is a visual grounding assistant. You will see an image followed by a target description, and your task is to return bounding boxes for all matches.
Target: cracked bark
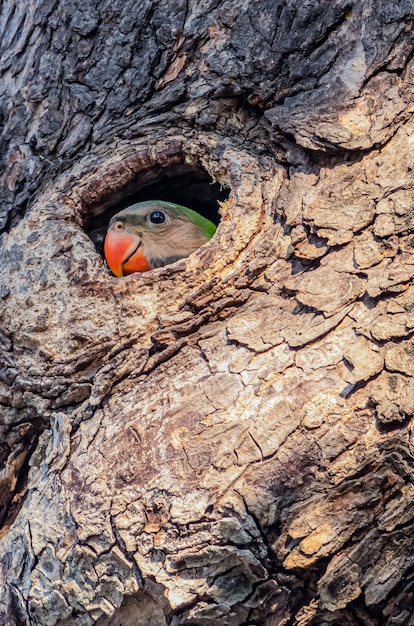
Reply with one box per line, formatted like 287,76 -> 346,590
1,0 -> 414,624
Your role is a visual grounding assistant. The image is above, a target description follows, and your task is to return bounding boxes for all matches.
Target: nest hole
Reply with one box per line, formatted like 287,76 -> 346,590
84,163 -> 230,254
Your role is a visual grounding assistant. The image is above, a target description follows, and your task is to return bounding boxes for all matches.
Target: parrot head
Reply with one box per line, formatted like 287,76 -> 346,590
104,200 -> 217,276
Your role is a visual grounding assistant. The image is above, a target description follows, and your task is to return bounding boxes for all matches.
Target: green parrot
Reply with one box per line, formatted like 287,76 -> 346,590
104,200 -> 216,276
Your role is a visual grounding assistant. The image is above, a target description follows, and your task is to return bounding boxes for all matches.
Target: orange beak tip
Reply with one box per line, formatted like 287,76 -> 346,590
104,228 -> 142,277
104,237 -> 123,276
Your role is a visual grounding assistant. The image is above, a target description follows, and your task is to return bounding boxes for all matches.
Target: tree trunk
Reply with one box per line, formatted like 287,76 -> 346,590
1,1 -> 414,624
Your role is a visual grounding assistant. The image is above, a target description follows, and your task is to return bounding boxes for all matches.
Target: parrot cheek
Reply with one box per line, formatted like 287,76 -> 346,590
122,250 -> 151,274
104,228 -> 142,277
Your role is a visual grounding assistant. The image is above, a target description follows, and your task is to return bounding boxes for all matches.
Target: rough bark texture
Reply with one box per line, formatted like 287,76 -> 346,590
1,0 -> 414,624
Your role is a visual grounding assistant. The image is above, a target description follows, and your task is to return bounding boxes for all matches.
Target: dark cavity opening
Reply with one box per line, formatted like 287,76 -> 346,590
84,163 -> 229,255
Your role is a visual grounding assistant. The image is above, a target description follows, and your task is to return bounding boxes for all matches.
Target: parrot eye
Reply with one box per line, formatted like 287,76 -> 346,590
114,221 -> 124,230
149,211 -> 166,224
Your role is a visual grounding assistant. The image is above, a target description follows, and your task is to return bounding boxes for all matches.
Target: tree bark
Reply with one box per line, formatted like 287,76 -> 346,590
1,1 -> 414,624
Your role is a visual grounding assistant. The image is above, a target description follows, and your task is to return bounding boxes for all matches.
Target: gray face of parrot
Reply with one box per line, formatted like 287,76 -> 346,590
104,200 -> 217,276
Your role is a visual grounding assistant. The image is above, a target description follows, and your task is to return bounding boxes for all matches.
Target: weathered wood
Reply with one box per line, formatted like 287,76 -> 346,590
2,0 -> 414,624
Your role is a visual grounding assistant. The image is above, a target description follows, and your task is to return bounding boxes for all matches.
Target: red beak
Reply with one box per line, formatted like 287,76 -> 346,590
104,226 -> 150,276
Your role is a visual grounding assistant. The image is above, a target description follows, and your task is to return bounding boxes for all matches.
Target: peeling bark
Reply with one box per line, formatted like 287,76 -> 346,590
2,0 -> 414,624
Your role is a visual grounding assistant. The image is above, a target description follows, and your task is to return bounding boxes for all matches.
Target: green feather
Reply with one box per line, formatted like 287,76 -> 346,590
153,201 -> 216,240
116,200 -> 217,241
